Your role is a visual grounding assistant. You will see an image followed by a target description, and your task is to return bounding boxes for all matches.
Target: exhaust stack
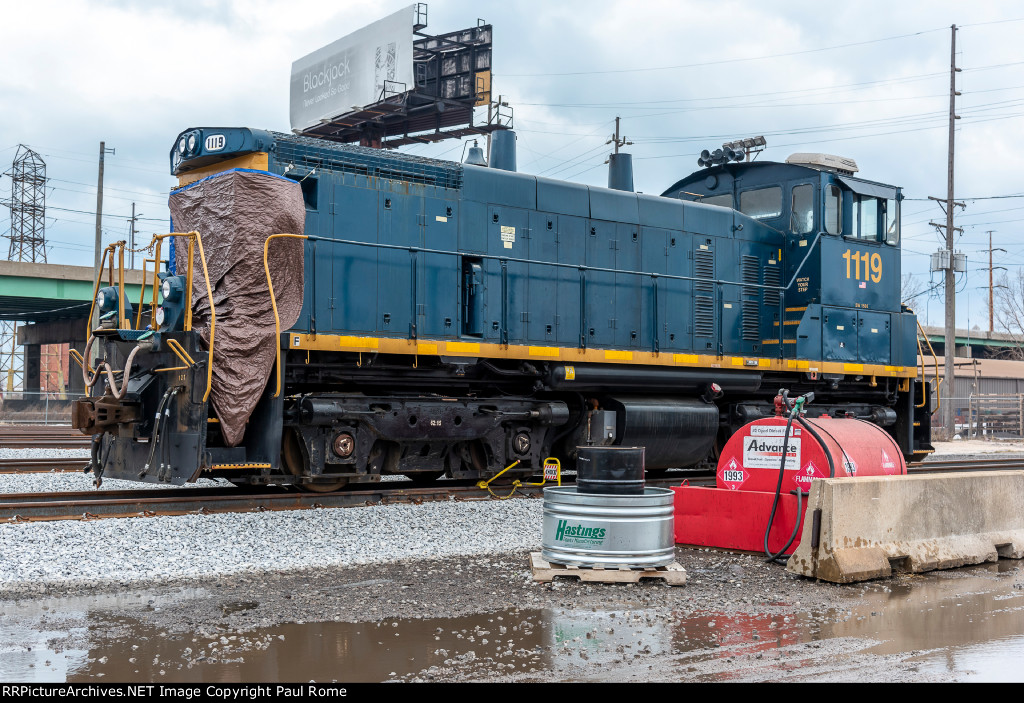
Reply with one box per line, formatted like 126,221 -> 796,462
489,129 -> 517,172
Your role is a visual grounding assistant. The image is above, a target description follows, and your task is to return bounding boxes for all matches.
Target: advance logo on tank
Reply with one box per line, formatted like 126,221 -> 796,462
555,520 -> 607,546
743,425 -> 801,470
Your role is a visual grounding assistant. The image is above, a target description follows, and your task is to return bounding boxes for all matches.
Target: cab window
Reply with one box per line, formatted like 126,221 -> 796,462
790,184 -> 814,234
702,193 -> 733,209
884,198 -> 900,245
824,185 -> 841,234
853,195 -> 879,240
739,186 -> 782,220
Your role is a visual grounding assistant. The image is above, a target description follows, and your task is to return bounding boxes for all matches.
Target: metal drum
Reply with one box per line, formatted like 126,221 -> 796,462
541,486 -> 675,568
576,446 -> 645,495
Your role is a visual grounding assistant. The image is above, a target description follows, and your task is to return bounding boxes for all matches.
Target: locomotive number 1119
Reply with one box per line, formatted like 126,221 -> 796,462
843,249 -> 882,283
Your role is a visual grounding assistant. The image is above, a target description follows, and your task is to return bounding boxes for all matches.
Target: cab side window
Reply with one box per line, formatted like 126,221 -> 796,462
790,184 -> 814,234
854,195 -> 879,241
702,193 -> 733,209
739,186 -> 782,220
824,185 -> 841,234
884,198 -> 900,245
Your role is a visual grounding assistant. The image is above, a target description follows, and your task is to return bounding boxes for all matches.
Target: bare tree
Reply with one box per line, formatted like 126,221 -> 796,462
901,273 -> 930,310
993,270 -> 1024,360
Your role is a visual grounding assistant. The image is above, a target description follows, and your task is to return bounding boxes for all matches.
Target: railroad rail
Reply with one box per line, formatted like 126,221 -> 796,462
0,474 -> 709,523
0,458 -> 1021,524
0,425 -> 90,449
910,457 -> 1024,472
0,457 -> 89,474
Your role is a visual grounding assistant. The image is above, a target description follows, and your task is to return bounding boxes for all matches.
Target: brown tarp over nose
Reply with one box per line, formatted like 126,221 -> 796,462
168,169 -> 305,446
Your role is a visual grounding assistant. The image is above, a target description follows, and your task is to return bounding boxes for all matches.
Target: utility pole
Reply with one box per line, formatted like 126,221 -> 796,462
606,116 -> 632,155
127,203 -> 143,270
93,142 -> 115,279
927,25 -> 963,438
983,231 -> 1006,333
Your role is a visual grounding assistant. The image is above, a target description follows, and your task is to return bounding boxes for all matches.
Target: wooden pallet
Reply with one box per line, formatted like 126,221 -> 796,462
530,552 -> 687,586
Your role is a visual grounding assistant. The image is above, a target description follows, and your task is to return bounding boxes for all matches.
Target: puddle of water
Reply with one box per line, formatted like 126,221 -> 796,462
1,562 -> 1021,682
58,612 -> 551,682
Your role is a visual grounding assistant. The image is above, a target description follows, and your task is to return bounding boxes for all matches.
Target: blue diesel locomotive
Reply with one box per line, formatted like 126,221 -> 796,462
72,129 -> 932,489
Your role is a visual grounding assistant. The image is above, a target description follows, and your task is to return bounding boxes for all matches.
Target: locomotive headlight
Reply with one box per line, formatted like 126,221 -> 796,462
96,286 -> 118,313
159,275 -> 183,303
187,133 -> 197,153
177,137 -> 187,155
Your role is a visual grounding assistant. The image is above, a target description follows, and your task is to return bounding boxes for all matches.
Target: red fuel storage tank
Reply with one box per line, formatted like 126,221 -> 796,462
717,416 -> 907,492
673,415 -> 907,556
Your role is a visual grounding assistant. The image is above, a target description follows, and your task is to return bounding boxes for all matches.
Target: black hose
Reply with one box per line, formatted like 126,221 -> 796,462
141,387 -> 175,478
796,416 -> 836,478
766,416 -> 839,561
763,404 -> 797,564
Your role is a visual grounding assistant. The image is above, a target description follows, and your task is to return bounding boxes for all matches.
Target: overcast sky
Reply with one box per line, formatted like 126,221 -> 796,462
1,0 -> 1022,329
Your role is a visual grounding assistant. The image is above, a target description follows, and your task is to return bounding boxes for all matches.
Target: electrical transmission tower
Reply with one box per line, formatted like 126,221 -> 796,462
1,145 -> 48,393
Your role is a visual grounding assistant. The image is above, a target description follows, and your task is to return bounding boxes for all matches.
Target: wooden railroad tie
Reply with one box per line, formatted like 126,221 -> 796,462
529,552 -> 687,586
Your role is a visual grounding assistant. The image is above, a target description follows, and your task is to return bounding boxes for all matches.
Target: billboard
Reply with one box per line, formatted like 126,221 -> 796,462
290,5 -> 416,132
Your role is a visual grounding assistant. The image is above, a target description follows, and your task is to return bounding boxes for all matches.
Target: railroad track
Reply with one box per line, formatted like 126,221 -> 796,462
0,457 -> 89,474
1,457 -> 1022,524
911,457 -> 1024,472
0,473 -> 709,523
0,425 -> 90,449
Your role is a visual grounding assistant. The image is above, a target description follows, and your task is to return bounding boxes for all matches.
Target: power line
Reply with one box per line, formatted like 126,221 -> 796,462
501,26 -> 950,77
48,205 -> 165,222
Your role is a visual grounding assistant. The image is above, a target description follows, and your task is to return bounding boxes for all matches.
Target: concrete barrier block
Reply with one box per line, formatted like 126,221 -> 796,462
787,470 -> 1024,583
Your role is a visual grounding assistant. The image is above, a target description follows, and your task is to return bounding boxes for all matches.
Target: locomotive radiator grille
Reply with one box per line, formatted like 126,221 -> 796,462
694,249 -> 715,338
763,265 -> 781,308
740,256 -> 760,342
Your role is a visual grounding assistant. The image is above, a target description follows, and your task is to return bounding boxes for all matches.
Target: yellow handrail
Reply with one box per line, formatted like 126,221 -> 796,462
68,348 -> 85,370
186,230 -> 215,403
85,233 -> 217,404
916,318 -> 941,413
142,232 -> 216,403
263,233 -> 308,398
165,338 -> 195,367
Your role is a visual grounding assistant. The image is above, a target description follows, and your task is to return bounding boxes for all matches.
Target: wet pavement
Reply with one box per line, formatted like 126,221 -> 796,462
1,555 -> 1022,683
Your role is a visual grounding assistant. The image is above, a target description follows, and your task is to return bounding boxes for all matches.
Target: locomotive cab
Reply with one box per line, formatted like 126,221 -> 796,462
664,153 -> 930,460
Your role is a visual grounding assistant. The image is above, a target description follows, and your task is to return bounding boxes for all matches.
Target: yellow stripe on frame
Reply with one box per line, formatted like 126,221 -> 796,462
287,333 -> 916,379
529,346 -> 560,357
338,336 -> 379,349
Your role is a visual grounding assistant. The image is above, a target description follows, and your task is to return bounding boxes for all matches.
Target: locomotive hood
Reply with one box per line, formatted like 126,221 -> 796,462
169,169 -> 306,446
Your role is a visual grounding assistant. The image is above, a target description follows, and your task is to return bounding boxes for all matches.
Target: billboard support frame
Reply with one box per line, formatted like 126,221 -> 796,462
292,8 -> 500,149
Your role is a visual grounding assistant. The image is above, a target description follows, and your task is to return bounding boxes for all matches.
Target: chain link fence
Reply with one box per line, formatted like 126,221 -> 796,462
0,391 -> 73,425
937,395 -> 1024,440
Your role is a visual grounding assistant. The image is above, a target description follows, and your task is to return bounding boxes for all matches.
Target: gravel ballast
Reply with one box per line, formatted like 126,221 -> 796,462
0,496 -> 544,594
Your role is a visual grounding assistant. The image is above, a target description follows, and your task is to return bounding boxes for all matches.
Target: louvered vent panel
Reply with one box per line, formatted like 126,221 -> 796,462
694,248 -> 715,338
763,265 -> 781,308
695,249 -> 715,279
740,256 -> 760,341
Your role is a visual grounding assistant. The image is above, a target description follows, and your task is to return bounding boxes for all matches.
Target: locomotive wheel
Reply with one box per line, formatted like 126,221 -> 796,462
282,428 -> 348,493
